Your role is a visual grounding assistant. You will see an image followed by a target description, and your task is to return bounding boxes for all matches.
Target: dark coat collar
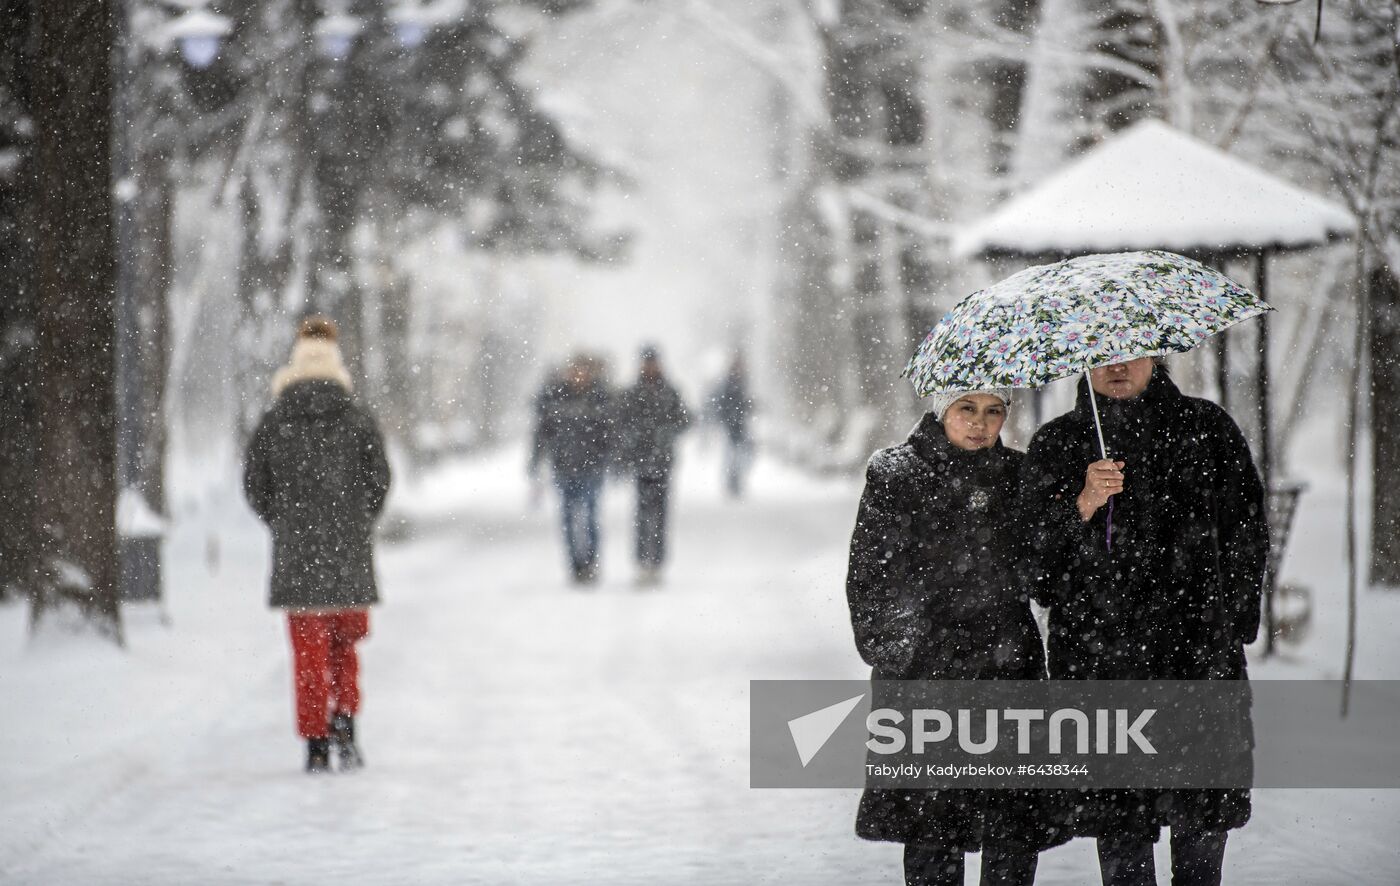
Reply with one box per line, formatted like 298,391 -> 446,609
275,378 -> 352,418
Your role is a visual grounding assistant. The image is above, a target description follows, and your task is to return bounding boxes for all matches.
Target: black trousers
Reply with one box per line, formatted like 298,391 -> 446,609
904,844 -> 1038,886
1096,829 -> 1227,886
635,475 -> 671,566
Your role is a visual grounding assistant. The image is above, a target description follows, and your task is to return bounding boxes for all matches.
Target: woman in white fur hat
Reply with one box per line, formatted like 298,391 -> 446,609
845,390 -> 1066,886
244,315 -> 390,773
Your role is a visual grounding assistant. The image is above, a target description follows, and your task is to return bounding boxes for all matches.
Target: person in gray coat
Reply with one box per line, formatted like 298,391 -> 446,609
616,345 -> 690,585
243,316 -> 391,773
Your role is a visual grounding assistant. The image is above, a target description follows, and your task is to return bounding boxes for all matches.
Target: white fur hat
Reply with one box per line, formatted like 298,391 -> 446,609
928,388 -> 1013,422
271,337 -> 353,396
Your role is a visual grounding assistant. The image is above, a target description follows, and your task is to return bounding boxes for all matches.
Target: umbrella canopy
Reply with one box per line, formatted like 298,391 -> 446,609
904,250 -> 1273,397
905,250 -> 1272,552
953,120 -> 1357,260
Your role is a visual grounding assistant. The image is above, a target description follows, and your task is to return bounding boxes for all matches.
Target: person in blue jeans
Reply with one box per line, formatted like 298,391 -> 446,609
555,474 -> 602,581
709,353 -> 754,498
530,355 -> 614,585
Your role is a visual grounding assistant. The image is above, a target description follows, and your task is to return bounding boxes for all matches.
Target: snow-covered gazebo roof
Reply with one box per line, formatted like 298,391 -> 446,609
953,119 -> 1357,260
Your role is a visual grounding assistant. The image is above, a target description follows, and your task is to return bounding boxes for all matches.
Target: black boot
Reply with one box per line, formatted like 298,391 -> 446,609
331,711 -> 363,771
306,737 -> 331,774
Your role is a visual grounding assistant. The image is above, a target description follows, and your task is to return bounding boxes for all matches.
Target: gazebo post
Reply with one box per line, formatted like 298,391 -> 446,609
1256,250 -> 1276,656
1256,254 -> 1272,488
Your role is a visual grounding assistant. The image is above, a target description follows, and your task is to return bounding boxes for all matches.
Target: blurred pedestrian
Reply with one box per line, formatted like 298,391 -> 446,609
529,353 -> 614,585
243,315 -> 391,774
616,345 -> 690,586
847,389 -> 1066,886
709,353 -> 753,498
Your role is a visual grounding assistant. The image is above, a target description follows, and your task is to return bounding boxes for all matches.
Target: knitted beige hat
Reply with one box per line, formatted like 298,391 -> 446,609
928,388 -> 1013,422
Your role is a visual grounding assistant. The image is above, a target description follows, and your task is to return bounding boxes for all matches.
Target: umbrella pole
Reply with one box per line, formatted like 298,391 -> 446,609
1084,369 -> 1109,459
1084,370 -> 1112,551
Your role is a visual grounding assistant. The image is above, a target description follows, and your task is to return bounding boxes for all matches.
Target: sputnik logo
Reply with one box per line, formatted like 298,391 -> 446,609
787,694 -> 866,767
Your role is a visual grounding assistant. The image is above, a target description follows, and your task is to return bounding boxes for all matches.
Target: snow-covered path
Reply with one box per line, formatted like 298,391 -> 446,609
2,445 -> 1399,884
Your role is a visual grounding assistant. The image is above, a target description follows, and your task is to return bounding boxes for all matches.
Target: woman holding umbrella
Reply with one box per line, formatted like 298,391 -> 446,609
1021,356 -> 1268,886
846,389 -> 1066,886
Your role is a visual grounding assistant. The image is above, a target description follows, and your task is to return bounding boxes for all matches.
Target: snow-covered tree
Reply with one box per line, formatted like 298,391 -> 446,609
1243,0 -> 1400,583
151,0 -> 617,444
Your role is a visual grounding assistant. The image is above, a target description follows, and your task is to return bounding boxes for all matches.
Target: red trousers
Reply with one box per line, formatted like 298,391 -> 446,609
287,610 -> 370,739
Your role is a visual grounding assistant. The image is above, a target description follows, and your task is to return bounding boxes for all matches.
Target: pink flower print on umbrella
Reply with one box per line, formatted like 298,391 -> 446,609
1092,288 -> 1124,310
1199,292 -> 1229,312
1053,324 -> 1091,353
988,334 -> 1022,361
1134,326 -> 1164,347
1106,326 -> 1137,349
1047,357 -> 1076,376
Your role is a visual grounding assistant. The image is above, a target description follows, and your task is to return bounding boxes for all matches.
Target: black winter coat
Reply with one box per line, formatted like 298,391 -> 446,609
529,380 -> 614,484
243,380 -> 391,610
1021,368 -> 1268,837
846,414 -> 1064,851
616,377 -> 690,478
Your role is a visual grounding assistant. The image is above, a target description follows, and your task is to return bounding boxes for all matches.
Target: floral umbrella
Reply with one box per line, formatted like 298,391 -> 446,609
904,249 -> 1273,547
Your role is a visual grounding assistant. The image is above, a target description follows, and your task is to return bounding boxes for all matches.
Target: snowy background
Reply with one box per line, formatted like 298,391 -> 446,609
4,434 -> 1400,884
4,0 -> 1400,883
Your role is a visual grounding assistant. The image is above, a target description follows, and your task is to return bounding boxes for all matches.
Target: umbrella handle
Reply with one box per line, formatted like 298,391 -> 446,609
1084,370 -> 1113,552
1106,499 -> 1114,552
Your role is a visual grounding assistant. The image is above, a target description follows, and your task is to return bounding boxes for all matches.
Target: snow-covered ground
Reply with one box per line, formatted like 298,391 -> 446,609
2,438 -> 1398,885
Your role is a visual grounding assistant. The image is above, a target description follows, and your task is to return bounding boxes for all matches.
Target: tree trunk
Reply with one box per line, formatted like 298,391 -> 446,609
826,0 -> 929,445
0,195 -> 36,602
378,264 -> 413,439
29,0 -> 121,642
135,161 -> 173,517
0,0 -> 36,602
0,182 -> 36,601
235,184 -> 284,441
1368,263 -> 1400,587
1009,0 -> 1095,187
